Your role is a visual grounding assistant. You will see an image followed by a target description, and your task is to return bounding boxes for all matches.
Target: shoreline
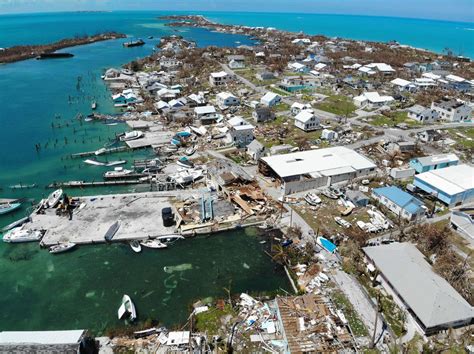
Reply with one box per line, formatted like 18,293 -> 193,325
0,32 -> 127,64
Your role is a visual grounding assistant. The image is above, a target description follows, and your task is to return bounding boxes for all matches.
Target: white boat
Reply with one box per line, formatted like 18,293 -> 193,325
304,193 -> 321,206
334,216 -> 351,228
119,131 -> 143,142
47,189 -> 63,208
91,101 -> 97,110
140,239 -> 167,249
185,146 -> 196,156
84,159 -> 106,166
176,157 -> 194,169
155,235 -> 184,244
0,202 -> 21,215
162,145 -> 178,153
321,189 -> 338,199
3,227 -> 43,243
95,147 -> 107,156
118,294 -> 137,321
106,160 -> 127,167
130,240 -> 142,253
49,242 -> 76,254
104,167 -> 134,179
170,169 -> 203,185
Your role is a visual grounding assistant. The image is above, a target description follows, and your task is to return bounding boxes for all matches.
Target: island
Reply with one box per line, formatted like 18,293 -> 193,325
0,32 -> 126,63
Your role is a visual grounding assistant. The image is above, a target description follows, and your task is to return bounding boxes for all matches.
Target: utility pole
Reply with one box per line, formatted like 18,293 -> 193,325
370,293 -> 381,349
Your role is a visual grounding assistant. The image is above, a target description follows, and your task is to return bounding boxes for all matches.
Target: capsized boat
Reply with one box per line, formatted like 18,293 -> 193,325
49,242 -> 76,254
118,294 -> 137,321
3,227 -> 43,243
47,189 -> 63,208
119,131 -> 143,142
84,158 -> 106,166
1,216 -> 30,232
105,220 -> 121,241
176,156 -> 194,169
304,192 -> 321,206
106,160 -> 127,167
140,239 -> 167,249
0,202 -> 21,215
103,167 -> 134,179
95,147 -> 107,155
130,240 -> 142,253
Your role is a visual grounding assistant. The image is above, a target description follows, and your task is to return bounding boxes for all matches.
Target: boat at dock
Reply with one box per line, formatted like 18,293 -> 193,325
119,131 -> 143,142
155,235 -> 184,244
1,216 -> 30,232
123,39 -> 145,48
176,156 -> 194,169
47,189 -> 63,208
304,192 -> 321,206
118,294 -> 137,321
36,52 -> 74,59
94,148 -> 107,156
104,220 -> 121,241
140,239 -> 167,249
130,240 -> 142,253
0,202 -> 21,215
49,242 -> 77,254
3,227 -> 43,243
104,167 -> 134,179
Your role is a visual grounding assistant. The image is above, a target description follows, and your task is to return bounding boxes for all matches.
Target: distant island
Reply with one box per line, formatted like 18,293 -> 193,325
0,32 -> 126,64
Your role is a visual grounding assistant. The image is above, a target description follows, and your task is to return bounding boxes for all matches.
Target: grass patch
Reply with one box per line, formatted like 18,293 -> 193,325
194,304 -> 236,335
314,95 -> 356,116
368,112 -> 421,127
273,102 -> 290,112
332,290 -> 368,337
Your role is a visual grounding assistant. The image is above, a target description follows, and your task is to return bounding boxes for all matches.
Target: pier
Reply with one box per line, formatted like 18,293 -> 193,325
48,180 -> 146,188
70,146 -> 128,158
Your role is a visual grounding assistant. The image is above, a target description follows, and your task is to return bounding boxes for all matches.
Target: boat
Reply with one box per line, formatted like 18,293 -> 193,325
321,189 -> 338,199
162,145 -> 178,153
121,69 -> 133,75
1,216 -> 30,232
49,242 -> 76,254
155,235 -> 184,244
334,216 -> 351,228
36,52 -> 74,59
105,220 -> 121,241
176,157 -> 194,169
185,146 -> 196,156
84,158 -> 106,166
106,160 -> 127,167
104,167 -> 134,179
47,189 -> 63,208
91,101 -> 97,110
0,202 -> 21,215
9,183 -> 36,190
304,192 -> 321,206
118,294 -> 137,321
123,39 -> 145,48
119,131 -> 143,142
147,36 -> 154,39
3,227 -> 43,243
140,239 -> 167,249
170,169 -> 203,185
130,240 -> 142,253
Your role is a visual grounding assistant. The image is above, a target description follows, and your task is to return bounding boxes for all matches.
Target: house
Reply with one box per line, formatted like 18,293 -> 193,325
390,167 -> 416,180
0,330 -> 87,353
391,78 -> 416,92
187,93 -> 206,107
407,105 -> 439,124
359,63 -> 396,75
226,117 -> 255,147
294,111 -> 320,132
216,92 -> 240,107
409,153 -> 459,174
159,57 -> 181,70
450,211 -> 474,240
346,190 -> 369,207
353,92 -> 394,109
259,146 -> 377,195
209,71 -> 232,87
256,71 -> 275,81
194,105 -> 218,125
444,74 -> 471,92
252,106 -> 275,123
431,99 -> 472,122
413,164 -> 474,206
417,129 -> 442,143
386,141 -> 415,153
246,139 -> 265,161
280,76 -> 321,92
287,62 -> 309,73
229,59 -> 245,69
372,186 -> 425,220
269,144 -> 293,155
112,89 -> 138,106
321,129 -> 338,141
260,92 -> 281,107
363,243 -> 474,335
291,38 -> 311,45
290,102 -> 312,115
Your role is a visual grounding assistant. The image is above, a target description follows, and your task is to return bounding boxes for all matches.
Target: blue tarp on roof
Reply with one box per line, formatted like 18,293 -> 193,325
373,186 -> 423,214
317,236 -> 337,253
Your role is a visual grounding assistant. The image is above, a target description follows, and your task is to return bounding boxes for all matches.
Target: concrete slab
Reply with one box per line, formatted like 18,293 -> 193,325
125,131 -> 174,149
30,192 -> 178,246
126,120 -> 156,130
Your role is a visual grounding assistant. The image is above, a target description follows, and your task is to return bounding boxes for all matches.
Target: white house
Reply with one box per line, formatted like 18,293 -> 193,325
431,99 -> 472,122
294,110 -> 320,132
287,62 -> 309,73
229,59 -> 245,69
260,92 -> 281,107
226,117 -> 255,147
321,129 -> 338,141
216,92 -> 240,107
194,105 -> 218,125
407,105 -> 439,124
391,78 -> 416,92
353,92 -> 394,109
290,102 -> 312,115
359,63 -> 395,75
209,71 -> 232,87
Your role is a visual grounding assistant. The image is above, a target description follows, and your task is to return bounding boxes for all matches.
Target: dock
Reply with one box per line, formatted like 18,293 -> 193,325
70,146 -> 128,159
125,131 -> 174,149
48,180 -> 146,188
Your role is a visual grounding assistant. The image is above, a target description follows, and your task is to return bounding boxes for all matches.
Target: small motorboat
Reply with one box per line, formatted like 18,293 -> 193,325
185,146 -> 196,156
49,242 -> 76,254
304,192 -> 321,206
176,157 -> 194,169
103,167 -> 134,179
162,145 -> 178,154
3,227 -> 43,243
106,160 -> 127,167
140,239 -> 167,249
118,294 -> 137,321
170,169 -> 203,185
0,202 -> 21,215
47,189 -> 63,208
130,240 -> 142,253
334,216 -> 351,229
119,131 -> 143,142
155,235 -> 184,245
84,158 -> 106,166
321,189 -> 338,200
91,101 -> 97,110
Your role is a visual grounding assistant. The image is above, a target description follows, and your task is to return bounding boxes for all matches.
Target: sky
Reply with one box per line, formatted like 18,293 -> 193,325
0,0 -> 473,23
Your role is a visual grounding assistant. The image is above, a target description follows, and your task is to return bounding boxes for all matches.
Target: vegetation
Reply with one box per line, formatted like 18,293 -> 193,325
368,111 -> 421,127
194,304 -> 236,335
314,95 -> 356,116
331,289 -> 369,337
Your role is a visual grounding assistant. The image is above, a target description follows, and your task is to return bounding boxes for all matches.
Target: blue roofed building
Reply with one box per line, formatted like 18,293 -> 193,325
409,153 -> 459,174
372,186 -> 425,220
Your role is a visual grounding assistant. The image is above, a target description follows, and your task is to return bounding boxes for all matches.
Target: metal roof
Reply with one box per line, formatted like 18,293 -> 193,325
373,186 -> 423,214
363,243 -> 474,329
413,153 -> 459,167
415,164 -> 474,196
0,330 -> 84,345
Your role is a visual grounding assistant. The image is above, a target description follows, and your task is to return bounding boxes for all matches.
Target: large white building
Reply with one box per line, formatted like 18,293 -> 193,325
259,146 -> 377,194
209,71 -> 232,87
353,92 -> 394,109
225,117 -> 255,147
294,110 -> 320,131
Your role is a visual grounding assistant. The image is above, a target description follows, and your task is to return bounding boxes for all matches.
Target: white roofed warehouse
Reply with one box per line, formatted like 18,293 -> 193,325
363,243 -> 474,335
258,146 -> 377,194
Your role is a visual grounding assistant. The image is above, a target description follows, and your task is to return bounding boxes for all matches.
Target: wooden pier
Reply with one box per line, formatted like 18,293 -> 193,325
70,146 -> 128,159
48,180 -> 145,188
